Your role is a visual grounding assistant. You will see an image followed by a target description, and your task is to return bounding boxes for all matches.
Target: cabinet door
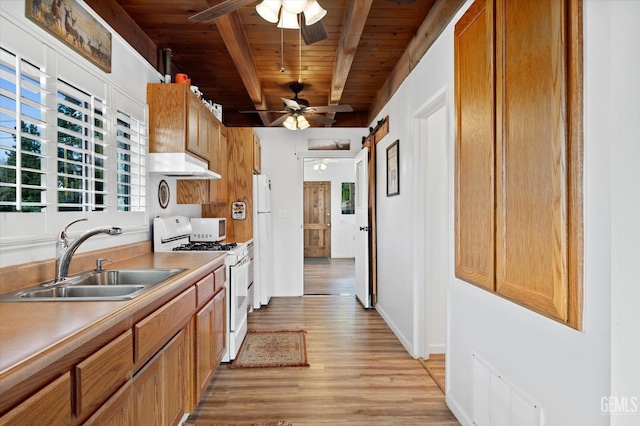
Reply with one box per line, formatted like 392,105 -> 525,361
495,0 -> 569,321
213,288 -> 227,365
195,298 -> 215,402
253,134 -> 261,174
209,123 -> 228,205
198,105 -> 212,160
187,97 -> 202,159
454,0 -> 495,291
0,373 -> 71,426
132,351 -> 163,426
163,329 -> 188,426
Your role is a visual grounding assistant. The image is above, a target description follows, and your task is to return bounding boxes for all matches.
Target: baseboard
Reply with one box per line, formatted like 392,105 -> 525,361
430,343 -> 447,354
446,394 -> 473,426
375,304 -> 414,356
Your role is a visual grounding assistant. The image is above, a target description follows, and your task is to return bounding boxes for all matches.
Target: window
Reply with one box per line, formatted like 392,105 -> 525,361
0,47 -> 48,212
0,44 -> 147,216
56,80 -> 107,212
116,110 -> 146,212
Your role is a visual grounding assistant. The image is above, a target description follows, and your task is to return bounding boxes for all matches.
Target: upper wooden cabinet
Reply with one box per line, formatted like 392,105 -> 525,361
147,83 -> 215,162
253,133 -> 262,174
454,0 -> 583,328
209,123 -> 228,205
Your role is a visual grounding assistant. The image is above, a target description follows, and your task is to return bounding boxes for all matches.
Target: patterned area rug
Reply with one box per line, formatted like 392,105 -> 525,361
183,422 -> 292,426
230,330 -> 309,368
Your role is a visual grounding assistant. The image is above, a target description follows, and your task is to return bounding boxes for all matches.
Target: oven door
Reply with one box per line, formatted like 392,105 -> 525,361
229,256 -> 249,332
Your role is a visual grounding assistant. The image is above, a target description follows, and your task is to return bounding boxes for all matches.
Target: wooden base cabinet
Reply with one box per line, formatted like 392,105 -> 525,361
454,0 -> 583,328
132,329 -> 188,426
195,267 -> 226,402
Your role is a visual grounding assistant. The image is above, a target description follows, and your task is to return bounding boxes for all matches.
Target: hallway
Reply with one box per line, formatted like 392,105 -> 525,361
304,258 -> 356,296
187,296 -> 458,425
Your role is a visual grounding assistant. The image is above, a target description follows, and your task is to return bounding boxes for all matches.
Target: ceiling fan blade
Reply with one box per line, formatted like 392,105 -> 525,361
239,110 -> 288,114
301,18 -> 328,45
189,0 -> 257,22
305,113 -> 335,125
281,97 -> 302,111
310,104 -> 354,113
269,114 -> 290,127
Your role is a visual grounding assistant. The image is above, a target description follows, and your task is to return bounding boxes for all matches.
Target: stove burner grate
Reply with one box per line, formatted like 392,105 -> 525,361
172,241 -> 238,252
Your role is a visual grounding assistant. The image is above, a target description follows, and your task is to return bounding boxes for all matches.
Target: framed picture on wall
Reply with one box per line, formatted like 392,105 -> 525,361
26,0 -> 112,73
341,182 -> 355,214
387,140 -> 399,196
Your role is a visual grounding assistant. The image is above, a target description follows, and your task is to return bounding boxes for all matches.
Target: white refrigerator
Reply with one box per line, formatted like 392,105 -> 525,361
253,174 -> 273,309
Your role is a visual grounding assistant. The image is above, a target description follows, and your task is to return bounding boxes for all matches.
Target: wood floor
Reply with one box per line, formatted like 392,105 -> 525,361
187,296 -> 459,425
304,258 -> 355,295
419,354 -> 446,394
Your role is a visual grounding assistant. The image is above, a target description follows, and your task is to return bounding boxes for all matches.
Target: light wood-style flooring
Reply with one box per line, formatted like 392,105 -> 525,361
187,296 -> 459,425
419,354 -> 446,394
304,258 -> 355,295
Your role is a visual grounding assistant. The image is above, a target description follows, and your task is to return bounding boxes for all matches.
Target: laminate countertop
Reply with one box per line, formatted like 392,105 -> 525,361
0,251 -> 225,399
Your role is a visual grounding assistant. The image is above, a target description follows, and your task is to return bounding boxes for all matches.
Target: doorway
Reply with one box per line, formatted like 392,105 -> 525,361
415,89 -> 449,392
302,157 -> 356,296
303,181 -> 331,258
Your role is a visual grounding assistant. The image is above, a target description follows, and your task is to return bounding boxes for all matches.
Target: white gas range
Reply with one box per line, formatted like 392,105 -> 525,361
153,215 -> 249,362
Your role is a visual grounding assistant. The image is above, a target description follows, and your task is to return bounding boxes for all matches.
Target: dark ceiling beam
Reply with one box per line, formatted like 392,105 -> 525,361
214,12 -> 271,127
326,0 -> 373,125
84,0 -> 159,70
367,0 -> 467,124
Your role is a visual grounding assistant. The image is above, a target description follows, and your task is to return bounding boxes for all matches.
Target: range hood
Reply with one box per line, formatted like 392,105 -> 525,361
149,153 -> 221,180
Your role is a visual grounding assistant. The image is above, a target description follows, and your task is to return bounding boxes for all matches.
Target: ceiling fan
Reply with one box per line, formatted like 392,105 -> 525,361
241,82 -> 353,129
189,0 -> 329,45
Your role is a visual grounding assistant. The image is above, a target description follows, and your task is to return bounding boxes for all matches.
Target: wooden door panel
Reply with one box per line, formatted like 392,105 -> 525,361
495,0 -> 568,321
303,181 -> 331,258
454,0 -> 495,291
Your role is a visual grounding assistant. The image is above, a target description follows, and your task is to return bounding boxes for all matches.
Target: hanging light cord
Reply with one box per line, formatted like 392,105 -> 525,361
280,27 -> 284,72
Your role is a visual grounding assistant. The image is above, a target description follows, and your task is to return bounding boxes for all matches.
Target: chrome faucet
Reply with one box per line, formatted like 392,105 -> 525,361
54,218 -> 123,283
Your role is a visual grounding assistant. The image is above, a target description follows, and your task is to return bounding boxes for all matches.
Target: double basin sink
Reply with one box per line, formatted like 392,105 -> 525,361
0,268 -> 185,302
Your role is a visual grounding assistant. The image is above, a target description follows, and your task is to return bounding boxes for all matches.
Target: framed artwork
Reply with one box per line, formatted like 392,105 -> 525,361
308,138 -> 351,151
386,140 -> 399,197
26,0 -> 112,73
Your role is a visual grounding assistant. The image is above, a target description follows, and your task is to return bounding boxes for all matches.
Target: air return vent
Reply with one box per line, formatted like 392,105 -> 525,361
472,353 -> 541,426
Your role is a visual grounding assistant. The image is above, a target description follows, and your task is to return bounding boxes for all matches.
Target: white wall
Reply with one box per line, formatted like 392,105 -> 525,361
304,158 -> 356,258
607,1 -> 640,424
365,0 -> 639,425
253,128 -> 366,296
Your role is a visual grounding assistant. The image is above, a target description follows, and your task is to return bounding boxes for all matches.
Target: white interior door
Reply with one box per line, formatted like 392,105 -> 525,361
354,147 -> 370,308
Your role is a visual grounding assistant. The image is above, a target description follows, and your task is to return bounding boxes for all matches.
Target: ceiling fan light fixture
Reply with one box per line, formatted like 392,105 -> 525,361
282,0 -> 308,15
297,115 -> 310,129
256,0 -> 281,23
303,0 -> 327,25
277,8 -> 300,29
283,115 -> 297,130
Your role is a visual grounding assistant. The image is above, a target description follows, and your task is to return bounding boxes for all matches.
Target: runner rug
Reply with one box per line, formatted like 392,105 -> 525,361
229,330 -> 309,368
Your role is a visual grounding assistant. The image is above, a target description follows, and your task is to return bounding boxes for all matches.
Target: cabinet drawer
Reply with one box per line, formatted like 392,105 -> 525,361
135,286 -> 196,367
196,273 -> 215,307
74,330 -> 133,417
82,381 -> 133,426
214,264 -> 226,293
0,372 -> 71,426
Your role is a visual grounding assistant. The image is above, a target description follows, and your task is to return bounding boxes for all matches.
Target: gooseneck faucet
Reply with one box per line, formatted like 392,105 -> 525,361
54,218 -> 123,283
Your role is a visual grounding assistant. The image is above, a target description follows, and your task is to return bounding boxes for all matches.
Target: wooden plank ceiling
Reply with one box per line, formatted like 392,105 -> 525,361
87,0 -> 453,128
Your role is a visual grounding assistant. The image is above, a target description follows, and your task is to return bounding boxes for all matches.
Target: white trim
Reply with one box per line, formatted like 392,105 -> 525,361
412,86 -> 449,359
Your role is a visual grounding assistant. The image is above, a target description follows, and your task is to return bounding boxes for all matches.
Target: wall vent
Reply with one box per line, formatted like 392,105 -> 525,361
472,353 -> 541,426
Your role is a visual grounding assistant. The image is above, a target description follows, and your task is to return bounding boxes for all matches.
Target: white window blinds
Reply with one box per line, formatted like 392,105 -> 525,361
56,79 -> 108,212
116,110 -> 147,212
0,47 -> 48,212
